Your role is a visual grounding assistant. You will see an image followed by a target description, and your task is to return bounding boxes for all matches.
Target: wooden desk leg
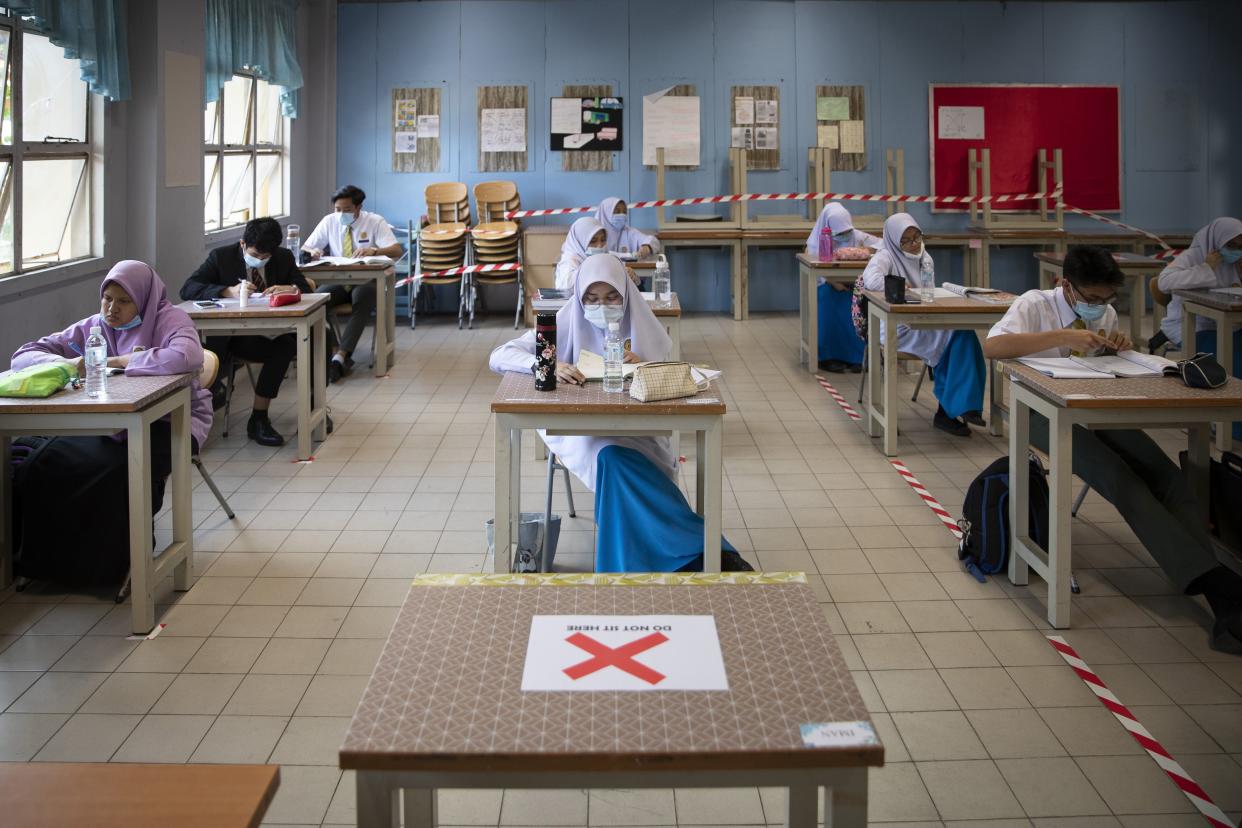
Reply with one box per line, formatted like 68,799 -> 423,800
1182,308 -> 1195,363
668,320 -> 681,361
296,319 -> 313,461
735,242 -> 747,321
881,319 -> 899,457
825,767 -> 867,828
402,788 -> 437,828
313,316 -> 328,443
804,271 -> 818,372
171,398 -> 194,592
1217,321 -> 1233,452
373,273 -> 390,377
1046,409 -> 1074,629
1007,393 -> 1031,588
0,435 -> 11,588
126,415 -> 156,634
493,417 -> 512,573
1039,263 -> 1053,291
980,245 -> 991,290
865,309 -> 882,439
984,352 -> 1002,437
700,420 -> 723,572
355,772 -> 397,828
786,785 -> 816,828
1129,273 -> 1144,348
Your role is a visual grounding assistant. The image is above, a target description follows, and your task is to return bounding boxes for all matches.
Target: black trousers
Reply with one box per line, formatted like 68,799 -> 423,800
206,334 -> 295,399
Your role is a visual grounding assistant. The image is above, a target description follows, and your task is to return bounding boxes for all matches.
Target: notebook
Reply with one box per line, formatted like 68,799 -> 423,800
1019,351 -> 1177,379
576,349 -> 638,381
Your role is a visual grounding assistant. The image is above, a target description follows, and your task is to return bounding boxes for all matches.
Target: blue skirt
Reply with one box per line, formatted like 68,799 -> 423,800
932,330 -> 986,419
594,445 -> 736,572
819,282 -> 864,365
1196,328 -> 1242,440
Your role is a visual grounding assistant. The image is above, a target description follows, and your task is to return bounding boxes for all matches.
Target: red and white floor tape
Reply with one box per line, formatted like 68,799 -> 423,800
889,459 -> 964,540
395,262 -> 522,287
1047,635 -> 1234,828
814,374 -> 861,421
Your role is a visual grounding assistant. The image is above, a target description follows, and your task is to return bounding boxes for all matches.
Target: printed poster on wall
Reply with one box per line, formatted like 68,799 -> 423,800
481,108 -> 527,152
394,99 -> 418,132
549,96 -> 624,151
642,87 -> 700,166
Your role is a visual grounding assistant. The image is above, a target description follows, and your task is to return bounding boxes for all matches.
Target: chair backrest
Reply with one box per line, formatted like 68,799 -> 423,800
425,182 -> 470,224
474,181 -> 518,222
199,347 -> 219,388
1149,275 -> 1171,307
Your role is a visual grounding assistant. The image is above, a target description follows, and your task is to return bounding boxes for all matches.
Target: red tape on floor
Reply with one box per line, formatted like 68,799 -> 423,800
1047,635 -> 1233,828
889,459 -> 964,540
815,374 -> 861,421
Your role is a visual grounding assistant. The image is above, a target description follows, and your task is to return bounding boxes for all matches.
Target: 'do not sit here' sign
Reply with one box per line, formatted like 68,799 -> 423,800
520,615 -> 729,692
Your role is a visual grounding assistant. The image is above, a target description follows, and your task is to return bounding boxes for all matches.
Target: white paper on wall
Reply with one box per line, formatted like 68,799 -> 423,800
416,115 -> 439,138
734,96 -> 754,125
643,93 -> 700,166
730,126 -> 753,149
551,97 -> 580,135
840,120 -> 865,154
395,132 -> 418,153
755,99 -> 778,124
754,126 -> 778,150
937,106 -> 985,140
816,124 -> 839,149
481,108 -> 527,152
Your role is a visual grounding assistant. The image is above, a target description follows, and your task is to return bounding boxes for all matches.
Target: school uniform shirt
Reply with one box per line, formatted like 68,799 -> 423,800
303,209 -> 398,258
595,197 -> 660,255
861,214 -> 951,367
555,217 -> 606,290
181,244 -> 310,301
1156,217 -> 1242,344
987,286 -> 1120,358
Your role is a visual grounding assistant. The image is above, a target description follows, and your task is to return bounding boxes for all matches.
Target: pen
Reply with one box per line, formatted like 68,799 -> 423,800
68,342 -> 83,355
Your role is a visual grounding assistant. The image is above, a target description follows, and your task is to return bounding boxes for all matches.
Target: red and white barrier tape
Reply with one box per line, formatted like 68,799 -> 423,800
395,262 -> 522,288
889,459 -> 964,540
1063,204 -> 1173,251
815,374 -> 861,421
505,187 -> 1063,219
1047,635 -> 1233,828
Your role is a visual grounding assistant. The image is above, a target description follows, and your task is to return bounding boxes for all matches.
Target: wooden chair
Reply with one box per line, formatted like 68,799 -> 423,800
468,181 -> 524,329
415,183 -> 471,328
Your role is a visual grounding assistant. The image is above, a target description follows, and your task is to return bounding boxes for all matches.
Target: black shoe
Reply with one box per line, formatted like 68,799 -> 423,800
344,355 -> 356,372
846,362 -> 863,373
328,360 -> 345,384
722,549 -> 755,572
326,415 -> 334,435
818,359 -> 848,373
209,379 -> 228,411
934,405 -> 971,437
247,412 -> 285,447
962,410 -> 986,427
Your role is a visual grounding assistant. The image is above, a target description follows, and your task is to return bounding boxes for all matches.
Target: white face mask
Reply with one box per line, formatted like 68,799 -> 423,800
586,246 -> 606,256
583,302 -> 624,329
901,242 -> 924,260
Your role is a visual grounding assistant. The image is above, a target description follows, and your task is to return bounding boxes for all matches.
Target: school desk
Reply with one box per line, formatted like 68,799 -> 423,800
491,371 -> 725,572
180,293 -> 329,461
658,227 -> 745,320
1174,288 -> 1242,451
1037,251 -> 1166,347
969,225 -> 1069,290
301,261 -> 397,376
863,291 -> 1009,456
340,571 -> 883,828
0,373 -> 194,634
1001,361 -> 1242,627
796,253 -> 868,373
0,763 -> 279,828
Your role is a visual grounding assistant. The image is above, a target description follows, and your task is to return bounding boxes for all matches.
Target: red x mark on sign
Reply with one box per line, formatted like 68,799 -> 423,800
563,631 -> 669,685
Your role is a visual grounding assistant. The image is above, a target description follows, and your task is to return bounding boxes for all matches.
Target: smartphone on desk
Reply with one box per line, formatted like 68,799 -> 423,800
194,300 -> 222,309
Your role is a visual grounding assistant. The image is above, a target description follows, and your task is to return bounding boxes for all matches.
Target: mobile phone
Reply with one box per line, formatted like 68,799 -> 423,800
194,300 -> 221,309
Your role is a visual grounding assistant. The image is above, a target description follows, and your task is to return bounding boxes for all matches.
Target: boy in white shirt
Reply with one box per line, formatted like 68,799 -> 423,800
986,245 -> 1242,653
304,185 -> 402,382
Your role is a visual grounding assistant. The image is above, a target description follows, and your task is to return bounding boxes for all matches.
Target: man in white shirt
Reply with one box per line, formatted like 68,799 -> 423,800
303,185 -> 402,382
985,245 -> 1242,653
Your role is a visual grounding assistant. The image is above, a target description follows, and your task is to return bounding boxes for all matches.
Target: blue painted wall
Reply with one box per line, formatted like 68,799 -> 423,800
337,0 -> 1242,311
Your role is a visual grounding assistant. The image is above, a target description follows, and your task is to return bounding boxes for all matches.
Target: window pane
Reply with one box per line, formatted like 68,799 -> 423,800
256,153 -> 282,217
204,154 -> 221,231
0,159 -> 12,274
204,99 -> 219,144
221,152 -> 253,229
22,33 -> 87,142
22,157 -> 88,266
255,79 -> 282,145
0,28 -> 11,145
222,75 -> 253,145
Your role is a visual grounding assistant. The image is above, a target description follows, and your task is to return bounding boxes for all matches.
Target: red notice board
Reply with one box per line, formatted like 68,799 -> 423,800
930,84 -> 1121,212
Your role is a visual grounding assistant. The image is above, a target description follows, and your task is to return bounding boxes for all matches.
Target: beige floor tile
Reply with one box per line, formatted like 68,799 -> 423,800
80,672 -> 176,714
274,605 -> 349,638
1007,666 -> 1099,707
204,552 -> 272,578
151,672 -> 243,715
190,714 -> 288,763
339,605 -> 401,638
898,600 -> 973,632
295,674 -> 369,716
314,554 -> 378,578
871,669 -> 956,712
837,602 -> 911,635
980,630 -> 1068,667
182,636 -> 266,673
223,673 -> 311,716
499,789 -> 588,826
8,671 -> 107,714
0,671 -> 40,709
996,757 -> 1110,817
259,552 -> 327,578
1141,662 -> 1242,705
49,635 -> 140,673
1105,627 -> 1198,663
1125,705 -> 1223,755
823,573 -> 890,603
1039,706 -> 1143,756
177,575 -> 252,605
916,759 -> 1024,820
260,765 -> 341,825
1172,752 -> 1242,810
1075,755 -> 1195,814
269,715 -> 351,765
116,636 -> 204,673
154,603 -> 229,637
295,577 -> 365,606
0,712 -> 69,760
26,604 -> 111,636
917,631 -> 1000,669
587,788 -> 676,826
854,633 -> 932,670
672,787 -> 765,825
437,788 -> 504,825
212,604 -> 290,638
1183,704 -> 1242,752
252,637 -> 331,674
892,711 -> 987,760
939,667 -> 1030,710
319,637 -> 384,675
956,599 -> 1036,631
0,635 -> 79,671
33,712 -> 141,761
112,713 -> 215,763
236,576 -> 309,606
866,762 -> 939,822
966,708 -> 1066,759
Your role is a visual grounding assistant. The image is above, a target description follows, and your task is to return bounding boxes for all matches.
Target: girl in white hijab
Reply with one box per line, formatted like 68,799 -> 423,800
806,202 -> 880,372
595,197 -> 660,256
489,254 -> 747,572
554,217 -> 608,290
861,213 -> 986,436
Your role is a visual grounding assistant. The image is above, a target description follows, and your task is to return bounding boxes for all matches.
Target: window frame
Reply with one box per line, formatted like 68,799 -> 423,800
0,13 -> 96,282
203,71 -> 289,236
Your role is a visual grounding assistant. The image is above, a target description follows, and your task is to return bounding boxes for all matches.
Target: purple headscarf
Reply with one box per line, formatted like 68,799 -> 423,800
97,260 -> 196,356
555,253 -> 672,364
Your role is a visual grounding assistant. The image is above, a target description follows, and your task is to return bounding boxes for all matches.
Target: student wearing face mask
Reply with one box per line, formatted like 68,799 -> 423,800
807,202 -> 880,372
985,245 -> 1242,654
181,217 -> 313,446
595,197 -> 659,258
490,254 -> 751,572
555,217 -> 610,290
1152,217 -> 1242,439
303,185 -> 402,383
861,213 -> 986,436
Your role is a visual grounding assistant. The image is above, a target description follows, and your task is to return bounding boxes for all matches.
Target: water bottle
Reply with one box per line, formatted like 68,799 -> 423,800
285,223 -> 301,262
85,326 -> 108,398
652,254 -> 671,307
239,279 -> 250,309
919,254 -> 935,303
534,311 -> 557,392
818,227 -> 834,261
603,322 -> 624,394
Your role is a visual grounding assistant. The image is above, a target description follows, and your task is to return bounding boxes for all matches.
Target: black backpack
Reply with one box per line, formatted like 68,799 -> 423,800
957,455 -> 1049,581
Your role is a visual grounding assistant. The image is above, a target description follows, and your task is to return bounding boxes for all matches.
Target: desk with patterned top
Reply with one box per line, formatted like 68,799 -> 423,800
1173,288 -> 1242,451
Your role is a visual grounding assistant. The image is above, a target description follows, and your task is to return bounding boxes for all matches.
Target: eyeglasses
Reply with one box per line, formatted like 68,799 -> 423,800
1066,282 -> 1117,306
900,232 -> 924,246
581,298 -> 623,307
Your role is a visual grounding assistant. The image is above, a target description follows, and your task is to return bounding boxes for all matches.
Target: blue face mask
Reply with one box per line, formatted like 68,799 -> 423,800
1220,248 -> 1242,264
1074,301 -> 1107,322
585,246 -> 607,256
583,302 -> 624,329
109,313 -> 142,331
242,251 -> 267,270
338,211 -> 356,227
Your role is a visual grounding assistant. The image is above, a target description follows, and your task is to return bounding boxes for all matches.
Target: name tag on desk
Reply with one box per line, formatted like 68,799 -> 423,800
800,721 -> 879,748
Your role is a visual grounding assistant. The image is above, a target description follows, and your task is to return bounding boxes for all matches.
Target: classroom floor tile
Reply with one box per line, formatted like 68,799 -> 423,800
3,312 -> 1240,827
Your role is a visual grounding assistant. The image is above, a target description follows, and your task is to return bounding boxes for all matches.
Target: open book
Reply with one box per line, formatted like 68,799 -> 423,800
576,349 -> 638,381
301,255 -> 393,267
938,282 -> 1014,304
1019,351 -> 1177,379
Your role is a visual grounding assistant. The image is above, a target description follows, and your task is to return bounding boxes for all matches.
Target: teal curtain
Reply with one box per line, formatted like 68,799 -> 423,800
205,0 -> 302,118
0,0 -> 130,101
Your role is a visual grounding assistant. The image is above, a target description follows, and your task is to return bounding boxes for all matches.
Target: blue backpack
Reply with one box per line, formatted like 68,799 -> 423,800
957,455 -> 1049,582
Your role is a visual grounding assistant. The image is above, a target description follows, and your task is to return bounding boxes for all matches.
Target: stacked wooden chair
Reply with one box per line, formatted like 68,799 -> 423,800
467,180 -> 524,329
413,182 -> 471,328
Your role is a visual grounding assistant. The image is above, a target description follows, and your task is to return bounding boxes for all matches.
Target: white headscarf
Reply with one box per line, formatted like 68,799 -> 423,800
594,196 -> 630,250
805,202 -> 878,255
556,253 -> 672,363
1181,217 -> 1242,286
879,212 -> 931,284
560,217 -> 605,263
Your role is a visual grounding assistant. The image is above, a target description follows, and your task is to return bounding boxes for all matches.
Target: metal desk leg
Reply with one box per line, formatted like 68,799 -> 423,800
786,785 -> 816,828
402,787 -> 437,828
355,772 -> 397,828
984,351 -> 1002,437
373,273 -> 391,377
296,319 -> 313,460
825,767 -> 868,828
1217,320 -> 1233,452
0,436 -> 10,588
1129,273 -> 1145,348
126,414 -> 155,634
700,420 -> 723,572
881,318 -> 899,457
170,398 -> 194,592
1046,409 -> 1074,628
493,417 -> 512,573
313,315 -> 328,443
1007,391 -> 1031,589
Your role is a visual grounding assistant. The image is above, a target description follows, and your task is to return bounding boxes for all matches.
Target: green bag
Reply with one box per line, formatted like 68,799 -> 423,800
0,362 -> 77,398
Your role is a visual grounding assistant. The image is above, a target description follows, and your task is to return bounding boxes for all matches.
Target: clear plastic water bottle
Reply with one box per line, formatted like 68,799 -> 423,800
285,223 -> 301,262
85,325 -> 108,398
603,322 -> 624,394
652,254 -> 671,307
919,254 -> 935,303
